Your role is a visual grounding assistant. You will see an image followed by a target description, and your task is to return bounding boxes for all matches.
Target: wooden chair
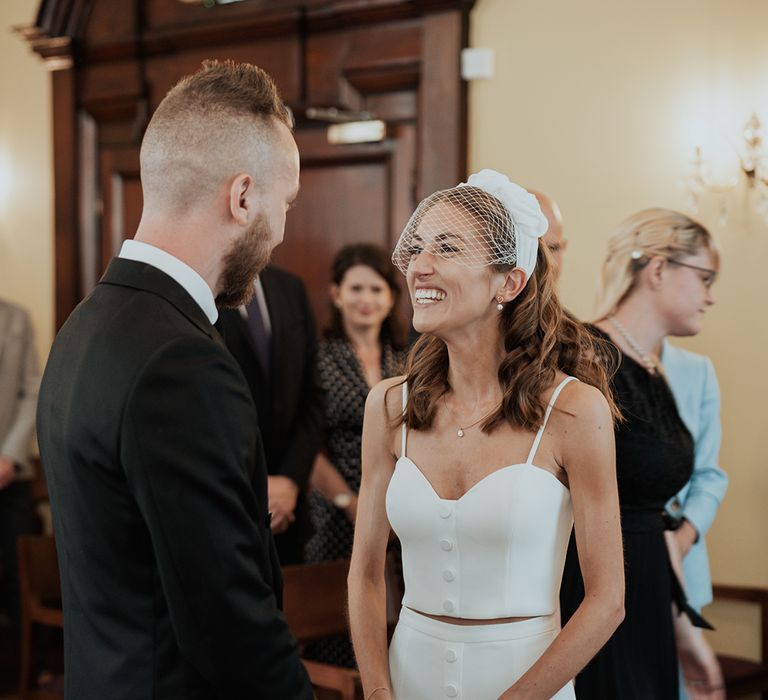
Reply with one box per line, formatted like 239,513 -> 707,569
712,583 -> 768,699
17,534 -> 64,700
282,558 -> 363,700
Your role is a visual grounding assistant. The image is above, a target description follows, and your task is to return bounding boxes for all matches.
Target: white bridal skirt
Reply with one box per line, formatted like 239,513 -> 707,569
388,606 -> 576,700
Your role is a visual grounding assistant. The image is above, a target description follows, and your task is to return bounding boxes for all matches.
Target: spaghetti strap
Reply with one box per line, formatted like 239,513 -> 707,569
525,376 -> 579,465
401,382 -> 408,458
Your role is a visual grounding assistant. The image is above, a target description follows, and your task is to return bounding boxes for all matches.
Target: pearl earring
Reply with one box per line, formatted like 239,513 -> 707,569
496,296 -> 504,312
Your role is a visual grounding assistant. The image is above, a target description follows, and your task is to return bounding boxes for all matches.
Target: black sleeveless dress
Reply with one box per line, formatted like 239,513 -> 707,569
560,327 -> 695,699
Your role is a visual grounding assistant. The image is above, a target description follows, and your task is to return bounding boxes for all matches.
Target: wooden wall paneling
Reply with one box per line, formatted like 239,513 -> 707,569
80,61 -> 144,117
388,122 -> 417,329
418,9 -> 468,197
273,124 -> 415,332
364,91 -> 417,124
389,123 -> 417,238
145,36 -> 303,112
144,0 -> 300,32
36,0 -> 90,39
305,0 -> 428,32
141,6 -> 301,59
23,0 -> 475,328
80,0 -> 134,45
99,147 -> 141,275
51,66 -> 80,328
78,110 -> 99,295
306,20 -> 421,108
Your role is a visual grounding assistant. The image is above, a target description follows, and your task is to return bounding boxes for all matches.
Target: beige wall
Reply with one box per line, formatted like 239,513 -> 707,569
0,0 -> 53,361
470,0 -> 768,658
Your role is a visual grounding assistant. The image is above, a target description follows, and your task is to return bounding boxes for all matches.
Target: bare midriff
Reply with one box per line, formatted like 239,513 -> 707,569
407,607 -> 535,626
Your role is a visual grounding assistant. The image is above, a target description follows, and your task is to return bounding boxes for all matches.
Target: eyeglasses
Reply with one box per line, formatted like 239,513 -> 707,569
666,259 -> 717,289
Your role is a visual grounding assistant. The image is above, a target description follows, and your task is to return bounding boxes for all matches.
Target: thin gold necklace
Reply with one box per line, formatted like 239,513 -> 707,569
444,396 -> 500,438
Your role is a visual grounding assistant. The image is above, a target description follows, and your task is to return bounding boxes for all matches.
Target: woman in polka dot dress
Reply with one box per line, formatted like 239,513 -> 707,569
304,243 -> 407,667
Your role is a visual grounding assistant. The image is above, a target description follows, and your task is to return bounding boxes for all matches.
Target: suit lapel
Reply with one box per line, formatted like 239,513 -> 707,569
99,258 -> 217,341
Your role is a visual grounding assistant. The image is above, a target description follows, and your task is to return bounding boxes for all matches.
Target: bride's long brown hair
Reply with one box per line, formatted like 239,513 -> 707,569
396,191 -> 620,433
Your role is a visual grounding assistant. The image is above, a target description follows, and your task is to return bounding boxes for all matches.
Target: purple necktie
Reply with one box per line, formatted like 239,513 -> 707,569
245,297 -> 271,378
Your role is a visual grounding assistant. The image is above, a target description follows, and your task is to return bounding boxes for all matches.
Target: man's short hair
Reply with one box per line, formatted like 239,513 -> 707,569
140,60 -> 292,211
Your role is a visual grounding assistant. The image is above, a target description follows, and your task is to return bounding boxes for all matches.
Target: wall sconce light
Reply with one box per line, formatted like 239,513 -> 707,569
303,107 -> 387,145
327,120 -> 386,145
686,113 -> 768,223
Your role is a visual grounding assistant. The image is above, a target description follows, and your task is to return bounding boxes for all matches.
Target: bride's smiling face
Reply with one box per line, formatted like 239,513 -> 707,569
405,201 -> 504,336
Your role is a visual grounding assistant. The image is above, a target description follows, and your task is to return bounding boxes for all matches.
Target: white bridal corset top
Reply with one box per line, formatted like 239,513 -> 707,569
386,378 -> 576,620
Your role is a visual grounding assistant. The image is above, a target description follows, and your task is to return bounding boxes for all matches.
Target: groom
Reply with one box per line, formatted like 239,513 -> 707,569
37,61 -> 312,699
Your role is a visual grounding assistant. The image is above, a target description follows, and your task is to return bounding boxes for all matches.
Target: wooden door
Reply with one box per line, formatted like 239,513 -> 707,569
274,124 -> 416,333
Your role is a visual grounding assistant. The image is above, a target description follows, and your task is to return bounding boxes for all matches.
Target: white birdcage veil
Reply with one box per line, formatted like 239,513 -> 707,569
392,169 -> 549,281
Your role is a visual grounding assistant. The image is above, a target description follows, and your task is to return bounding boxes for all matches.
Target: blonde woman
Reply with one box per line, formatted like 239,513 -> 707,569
349,170 -> 625,700
560,209 -> 723,700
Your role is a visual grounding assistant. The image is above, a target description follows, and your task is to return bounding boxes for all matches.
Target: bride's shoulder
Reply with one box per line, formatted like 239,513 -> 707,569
550,376 -> 612,429
365,375 -> 407,419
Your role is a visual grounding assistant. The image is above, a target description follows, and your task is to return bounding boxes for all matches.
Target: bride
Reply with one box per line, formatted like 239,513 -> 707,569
348,170 -> 625,700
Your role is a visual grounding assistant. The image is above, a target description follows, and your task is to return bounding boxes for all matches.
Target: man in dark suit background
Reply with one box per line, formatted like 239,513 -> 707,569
36,61 -> 312,699
219,267 -> 323,565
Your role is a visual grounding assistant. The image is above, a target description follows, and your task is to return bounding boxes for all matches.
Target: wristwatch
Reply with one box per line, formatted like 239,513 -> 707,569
332,491 -> 354,509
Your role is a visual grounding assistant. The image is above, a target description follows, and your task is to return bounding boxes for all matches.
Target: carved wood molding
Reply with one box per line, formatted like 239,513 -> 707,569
343,59 -> 420,95
14,25 -> 73,70
19,0 -> 473,328
21,0 -> 474,66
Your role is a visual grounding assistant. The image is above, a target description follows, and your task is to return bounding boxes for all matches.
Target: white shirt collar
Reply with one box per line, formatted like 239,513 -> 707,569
118,239 -> 218,324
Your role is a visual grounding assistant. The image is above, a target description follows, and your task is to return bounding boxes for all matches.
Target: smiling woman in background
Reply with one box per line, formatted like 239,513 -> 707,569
560,209 -> 724,700
304,243 -> 407,667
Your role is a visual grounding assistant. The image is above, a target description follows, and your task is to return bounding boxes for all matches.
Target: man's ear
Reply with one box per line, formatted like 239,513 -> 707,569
498,268 -> 528,303
229,173 -> 255,226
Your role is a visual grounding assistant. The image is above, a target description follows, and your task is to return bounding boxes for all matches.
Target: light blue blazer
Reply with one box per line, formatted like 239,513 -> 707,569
662,341 -> 728,610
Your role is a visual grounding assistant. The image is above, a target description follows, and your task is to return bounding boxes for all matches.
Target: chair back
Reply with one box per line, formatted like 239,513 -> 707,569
283,558 -> 351,643
18,534 -> 61,612
17,534 -> 63,700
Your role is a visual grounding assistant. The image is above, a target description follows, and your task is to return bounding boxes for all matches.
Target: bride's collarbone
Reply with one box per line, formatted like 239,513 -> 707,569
404,425 -> 567,488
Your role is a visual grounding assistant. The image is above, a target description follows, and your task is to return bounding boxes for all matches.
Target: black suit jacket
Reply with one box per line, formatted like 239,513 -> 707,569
218,267 -> 324,564
36,259 -> 312,700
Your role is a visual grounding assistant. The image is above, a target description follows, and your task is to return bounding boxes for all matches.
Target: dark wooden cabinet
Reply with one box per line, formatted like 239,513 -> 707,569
20,0 -> 474,331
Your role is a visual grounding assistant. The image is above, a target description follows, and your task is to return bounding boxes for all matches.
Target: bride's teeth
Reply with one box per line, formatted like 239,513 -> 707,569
415,288 -> 445,302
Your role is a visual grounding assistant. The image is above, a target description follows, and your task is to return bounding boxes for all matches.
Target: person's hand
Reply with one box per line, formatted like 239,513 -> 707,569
267,476 -> 299,534
674,519 -> 698,558
678,630 -> 725,699
674,603 -> 725,700
0,457 -> 15,490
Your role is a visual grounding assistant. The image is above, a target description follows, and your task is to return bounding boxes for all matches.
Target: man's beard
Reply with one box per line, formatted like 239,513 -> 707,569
216,216 -> 273,308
